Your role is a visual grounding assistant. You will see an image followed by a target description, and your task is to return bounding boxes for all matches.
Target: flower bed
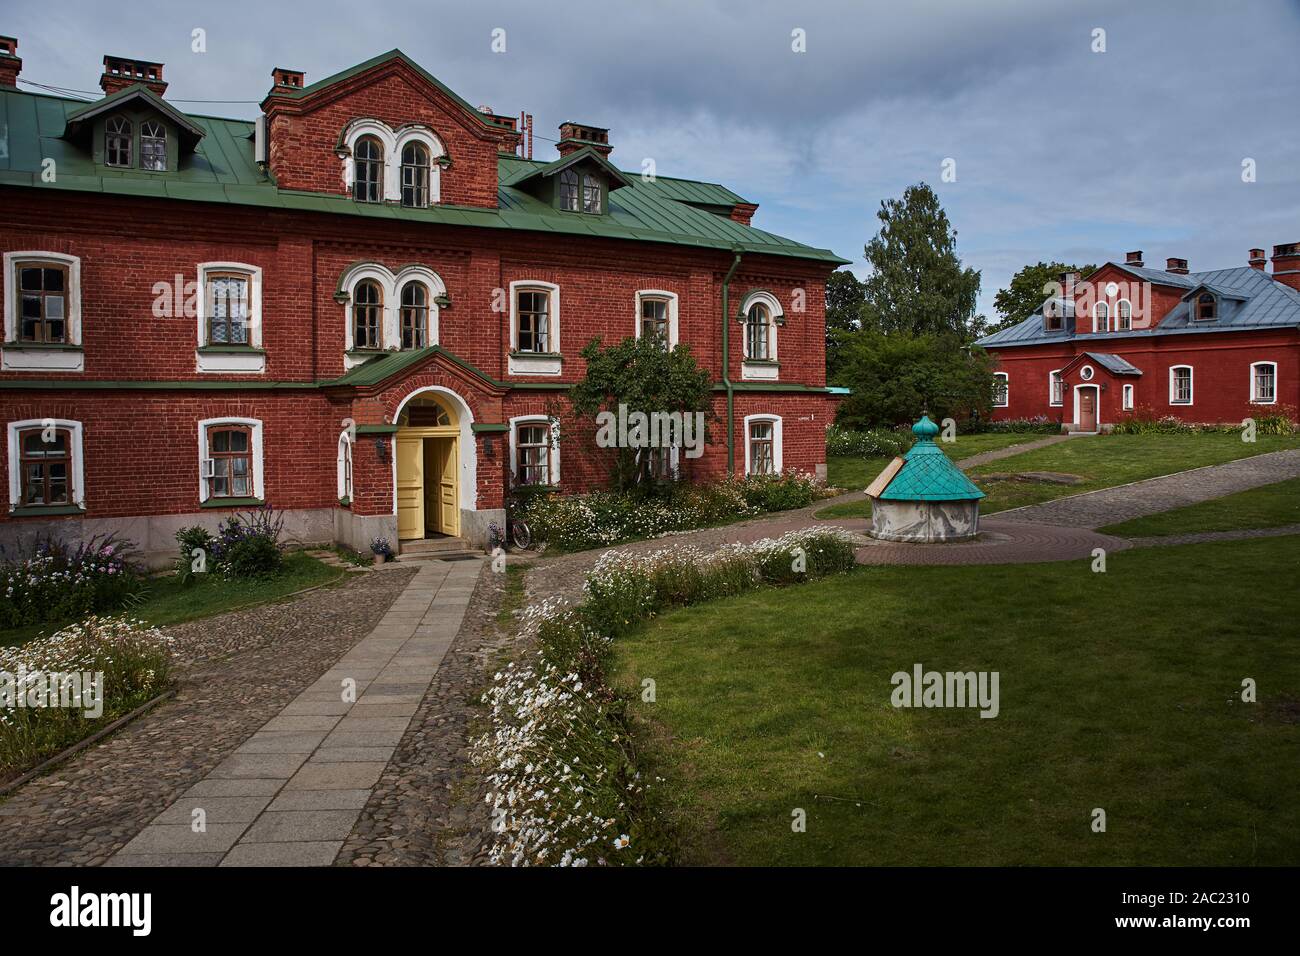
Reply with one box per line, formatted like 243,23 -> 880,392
1111,405 -> 1297,435
825,424 -> 910,458
519,472 -> 833,553
473,526 -> 858,866
0,536 -> 143,630
0,616 -> 173,781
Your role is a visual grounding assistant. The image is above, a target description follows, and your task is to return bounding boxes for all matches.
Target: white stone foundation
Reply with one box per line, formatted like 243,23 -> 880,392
869,499 -> 980,543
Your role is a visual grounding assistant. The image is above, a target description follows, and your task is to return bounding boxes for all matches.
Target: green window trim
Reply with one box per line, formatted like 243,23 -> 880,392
509,350 -> 563,359
199,496 -> 264,509
472,423 -> 509,434
9,504 -> 85,517
196,344 -> 267,355
741,358 -> 781,367
355,424 -> 399,435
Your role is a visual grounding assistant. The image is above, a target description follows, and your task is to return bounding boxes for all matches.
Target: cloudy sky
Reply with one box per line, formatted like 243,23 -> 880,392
12,0 -> 1300,317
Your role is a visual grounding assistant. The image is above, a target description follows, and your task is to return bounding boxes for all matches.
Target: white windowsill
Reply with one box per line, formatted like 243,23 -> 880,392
741,361 -> 779,381
1,346 -> 84,372
509,353 -> 563,376
196,350 -> 267,374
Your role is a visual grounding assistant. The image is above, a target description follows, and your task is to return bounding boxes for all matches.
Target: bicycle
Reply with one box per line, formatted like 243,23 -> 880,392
490,492 -> 533,551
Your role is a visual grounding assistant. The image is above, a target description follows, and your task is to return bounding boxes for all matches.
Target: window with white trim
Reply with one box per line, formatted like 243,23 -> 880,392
1116,299 -> 1132,331
1049,370 -> 1064,406
198,418 -> 264,503
338,263 -> 444,366
744,415 -> 783,476
1093,301 -> 1108,334
1170,365 -> 1193,405
1122,383 -> 1134,410
353,135 -> 384,203
342,121 -> 444,205
739,291 -> 782,381
516,289 -> 551,353
141,120 -> 167,171
510,417 -> 559,487
993,372 -> 1009,407
3,252 -> 83,371
400,281 -> 429,350
560,169 -> 579,211
7,419 -> 85,512
105,115 -> 132,167
353,279 -> 383,350
400,142 -> 430,208
196,263 -> 264,374
634,290 -> 679,348
1194,292 -> 1217,322
508,282 -> 562,375
1250,361 -> 1276,404
337,430 -> 354,502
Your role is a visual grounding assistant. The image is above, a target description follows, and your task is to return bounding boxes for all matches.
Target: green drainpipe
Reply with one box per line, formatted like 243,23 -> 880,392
721,249 -> 744,472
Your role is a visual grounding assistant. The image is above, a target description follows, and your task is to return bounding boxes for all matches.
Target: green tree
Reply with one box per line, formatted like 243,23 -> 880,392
860,183 -> 982,340
834,331 -> 998,429
568,336 -> 714,490
825,269 -> 865,379
988,260 -> 1097,335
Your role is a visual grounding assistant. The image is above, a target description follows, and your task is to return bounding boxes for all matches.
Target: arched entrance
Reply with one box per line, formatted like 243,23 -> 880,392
394,393 -> 460,539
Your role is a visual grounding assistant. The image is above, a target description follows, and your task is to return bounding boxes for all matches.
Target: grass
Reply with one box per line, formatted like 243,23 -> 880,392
819,432 -> 1300,520
495,563 -> 528,628
1101,476 -> 1300,538
825,432 -> 1050,491
0,550 -> 344,648
615,535 -> 1300,866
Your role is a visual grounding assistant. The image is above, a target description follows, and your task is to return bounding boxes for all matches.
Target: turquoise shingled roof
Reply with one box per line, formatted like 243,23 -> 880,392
878,416 -> 986,502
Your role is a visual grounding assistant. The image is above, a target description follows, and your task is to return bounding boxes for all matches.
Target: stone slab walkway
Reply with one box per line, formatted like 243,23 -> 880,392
994,448 -> 1300,529
953,433 -> 1078,470
106,557 -> 483,867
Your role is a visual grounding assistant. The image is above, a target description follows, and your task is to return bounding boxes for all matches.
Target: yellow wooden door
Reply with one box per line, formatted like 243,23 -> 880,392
396,437 -> 424,540
438,438 -> 458,535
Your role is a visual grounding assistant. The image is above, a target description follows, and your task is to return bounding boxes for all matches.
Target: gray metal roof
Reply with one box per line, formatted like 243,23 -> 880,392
1080,352 -> 1142,376
977,264 -> 1300,348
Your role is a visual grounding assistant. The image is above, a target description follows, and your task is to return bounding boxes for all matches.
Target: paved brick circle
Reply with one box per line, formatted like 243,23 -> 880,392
837,517 -> 1131,566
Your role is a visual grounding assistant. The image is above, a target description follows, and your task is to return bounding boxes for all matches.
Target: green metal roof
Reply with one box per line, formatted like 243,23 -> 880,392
878,416 -> 985,502
0,83 -> 847,266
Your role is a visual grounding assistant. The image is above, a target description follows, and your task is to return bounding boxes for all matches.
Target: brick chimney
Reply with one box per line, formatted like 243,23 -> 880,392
1249,248 -> 1267,270
0,35 -> 21,88
271,67 -> 304,90
1058,270 -> 1080,317
1125,250 -> 1144,268
1166,257 -> 1189,275
556,122 -> 611,158
730,203 -> 759,227
1271,243 -> 1300,292
101,55 -> 167,96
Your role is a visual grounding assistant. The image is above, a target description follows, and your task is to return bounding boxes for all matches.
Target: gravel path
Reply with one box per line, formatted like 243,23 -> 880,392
994,449 -> 1300,529
0,565 -> 416,867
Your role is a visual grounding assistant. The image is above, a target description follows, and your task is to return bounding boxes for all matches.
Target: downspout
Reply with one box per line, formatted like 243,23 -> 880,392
720,249 -> 744,473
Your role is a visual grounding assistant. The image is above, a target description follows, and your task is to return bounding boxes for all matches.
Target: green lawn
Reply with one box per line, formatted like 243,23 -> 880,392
0,551 -> 344,648
616,535 -> 1300,866
826,432 -> 1051,491
820,432 -> 1300,520
1101,476 -> 1300,538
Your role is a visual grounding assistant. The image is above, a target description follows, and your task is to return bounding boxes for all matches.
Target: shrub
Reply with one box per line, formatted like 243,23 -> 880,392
174,526 -> 215,584
0,616 -> 173,778
473,527 -> 859,867
1110,405 -> 1297,436
174,507 -> 286,581
825,424 -> 910,458
0,535 -> 144,630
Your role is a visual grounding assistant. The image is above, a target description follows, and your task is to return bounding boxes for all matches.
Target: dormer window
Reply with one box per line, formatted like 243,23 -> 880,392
353,136 -> 384,203
106,115 -> 132,167
1093,301 -> 1108,334
1194,292 -> 1217,322
1044,302 -> 1063,332
560,169 -> 579,211
583,173 -> 602,213
401,142 -> 430,207
141,120 -> 166,171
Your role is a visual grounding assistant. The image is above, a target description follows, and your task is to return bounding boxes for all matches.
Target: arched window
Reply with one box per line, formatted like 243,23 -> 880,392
1093,301 -> 1109,333
353,136 -> 384,203
106,116 -> 132,167
1251,362 -> 1277,404
352,280 -> 382,349
559,169 -> 579,211
400,142 -> 430,207
745,304 -> 771,360
400,281 -> 429,350
1195,292 -> 1217,322
141,120 -> 166,171
337,430 -> 354,502
1117,299 -> 1132,331
398,395 -> 454,428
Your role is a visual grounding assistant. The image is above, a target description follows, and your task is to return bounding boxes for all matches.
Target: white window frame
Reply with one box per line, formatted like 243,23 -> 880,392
1122,383 -> 1134,410
1250,361 -> 1277,405
508,281 -> 562,376
197,417 -> 265,504
338,262 -> 445,368
1093,301 -> 1108,334
341,119 -> 444,205
6,418 -> 85,512
739,290 -> 782,381
1116,299 -> 1132,331
743,414 -> 783,475
633,289 -> 679,348
993,372 -> 1009,408
1048,369 -> 1064,406
337,429 -> 354,502
1080,364 -> 1095,382
1169,365 -> 1194,405
2,251 -> 84,372
196,262 -> 265,373
508,414 -> 560,486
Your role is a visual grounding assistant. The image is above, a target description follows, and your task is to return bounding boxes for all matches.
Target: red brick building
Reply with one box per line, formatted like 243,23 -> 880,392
976,249 -> 1300,432
0,42 -> 846,565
